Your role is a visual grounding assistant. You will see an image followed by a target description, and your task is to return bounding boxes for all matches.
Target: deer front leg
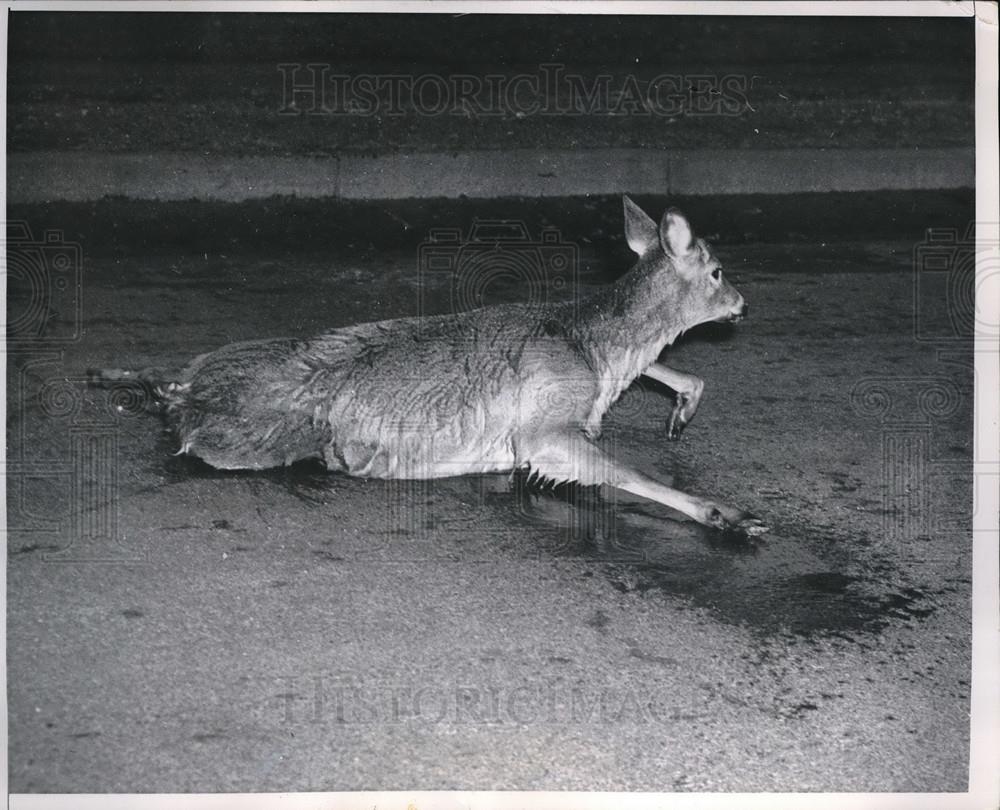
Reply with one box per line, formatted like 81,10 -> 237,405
642,362 -> 705,440
516,430 -> 767,537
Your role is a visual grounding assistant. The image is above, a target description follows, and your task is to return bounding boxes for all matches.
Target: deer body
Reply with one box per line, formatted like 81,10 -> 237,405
98,198 -> 766,535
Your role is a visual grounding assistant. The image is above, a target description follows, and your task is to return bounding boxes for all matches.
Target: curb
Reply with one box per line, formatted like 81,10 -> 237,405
7,147 -> 974,204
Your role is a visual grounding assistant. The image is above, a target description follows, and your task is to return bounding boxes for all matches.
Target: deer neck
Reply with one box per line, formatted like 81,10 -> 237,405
579,260 -> 690,376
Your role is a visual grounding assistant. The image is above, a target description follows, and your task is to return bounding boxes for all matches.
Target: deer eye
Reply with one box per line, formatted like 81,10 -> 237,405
711,268 -> 722,281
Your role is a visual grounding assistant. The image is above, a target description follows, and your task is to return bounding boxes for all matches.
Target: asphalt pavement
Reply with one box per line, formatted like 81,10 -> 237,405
4,192 -> 976,792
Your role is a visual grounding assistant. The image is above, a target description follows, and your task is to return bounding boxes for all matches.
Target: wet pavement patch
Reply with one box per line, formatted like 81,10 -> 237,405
506,482 -> 938,639
146,451 -> 939,640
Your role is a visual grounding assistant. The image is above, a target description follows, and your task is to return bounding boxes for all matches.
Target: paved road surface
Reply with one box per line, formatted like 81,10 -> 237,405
6,193 -> 975,792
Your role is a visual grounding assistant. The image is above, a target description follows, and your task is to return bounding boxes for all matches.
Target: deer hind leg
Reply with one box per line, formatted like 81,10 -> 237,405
517,431 -> 767,536
642,362 -> 705,440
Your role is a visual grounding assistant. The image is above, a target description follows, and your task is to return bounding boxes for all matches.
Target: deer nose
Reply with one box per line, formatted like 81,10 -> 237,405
740,302 -> 749,317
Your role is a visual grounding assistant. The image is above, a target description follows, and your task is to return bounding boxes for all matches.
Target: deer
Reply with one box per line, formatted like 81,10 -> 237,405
90,196 -> 767,537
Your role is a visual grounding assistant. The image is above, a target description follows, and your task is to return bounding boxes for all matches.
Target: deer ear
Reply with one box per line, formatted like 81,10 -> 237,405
623,195 -> 658,256
659,208 -> 694,257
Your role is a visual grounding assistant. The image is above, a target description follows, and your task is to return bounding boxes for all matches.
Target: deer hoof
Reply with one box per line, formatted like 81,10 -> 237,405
706,505 -> 769,538
734,516 -> 770,537
666,416 -> 686,441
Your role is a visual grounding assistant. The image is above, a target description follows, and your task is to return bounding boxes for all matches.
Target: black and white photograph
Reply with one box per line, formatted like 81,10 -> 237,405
3,2 -> 998,806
